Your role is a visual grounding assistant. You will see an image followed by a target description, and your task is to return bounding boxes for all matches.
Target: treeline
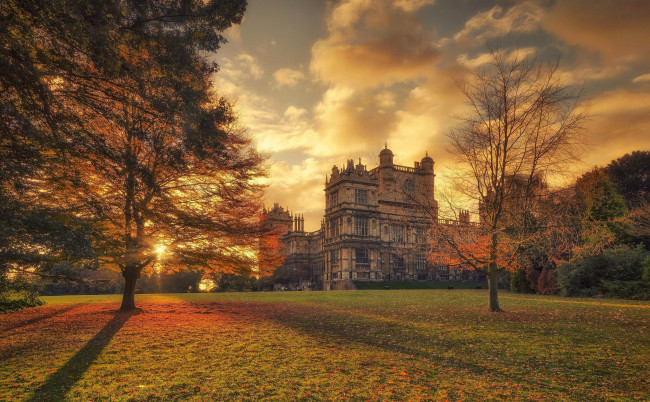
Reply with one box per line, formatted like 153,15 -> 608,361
37,269 -> 282,295
508,151 -> 650,299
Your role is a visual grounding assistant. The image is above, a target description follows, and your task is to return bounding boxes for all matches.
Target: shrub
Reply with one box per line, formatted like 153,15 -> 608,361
557,245 -> 649,298
537,268 -> 559,295
510,269 -> 534,293
0,277 -> 44,313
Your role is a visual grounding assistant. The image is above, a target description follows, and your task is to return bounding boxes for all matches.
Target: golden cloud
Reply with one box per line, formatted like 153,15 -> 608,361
543,0 -> 650,64
452,2 -> 544,47
273,68 -> 306,87
632,74 -> 650,84
264,158 -> 333,231
580,88 -> 650,168
311,0 -> 440,88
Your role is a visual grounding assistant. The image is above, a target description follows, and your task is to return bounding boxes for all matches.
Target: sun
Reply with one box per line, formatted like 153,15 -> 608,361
155,244 -> 166,255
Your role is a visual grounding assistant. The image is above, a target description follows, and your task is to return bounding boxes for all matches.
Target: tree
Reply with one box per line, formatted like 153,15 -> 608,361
605,151 -> 650,209
0,0 -> 108,292
434,45 -> 587,311
575,169 -> 629,251
1,0 -> 270,310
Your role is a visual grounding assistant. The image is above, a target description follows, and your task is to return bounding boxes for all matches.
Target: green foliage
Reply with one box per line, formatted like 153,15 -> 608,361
557,245 -> 649,298
643,256 -> 650,282
605,150 -> 650,209
582,170 -> 628,222
575,169 -> 634,250
510,269 -> 534,293
600,280 -> 650,300
0,277 -> 44,313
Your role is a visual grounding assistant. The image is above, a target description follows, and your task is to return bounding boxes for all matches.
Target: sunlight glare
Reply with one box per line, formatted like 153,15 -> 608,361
155,244 -> 167,256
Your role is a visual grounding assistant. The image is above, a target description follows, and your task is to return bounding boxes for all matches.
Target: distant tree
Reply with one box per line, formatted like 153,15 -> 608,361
429,45 -> 587,311
575,169 -> 630,252
1,0 -> 267,310
605,151 -> 650,209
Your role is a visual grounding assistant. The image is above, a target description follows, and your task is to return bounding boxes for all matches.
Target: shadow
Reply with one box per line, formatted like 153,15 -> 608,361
30,309 -> 138,401
3,304 -> 81,332
251,303 -> 542,388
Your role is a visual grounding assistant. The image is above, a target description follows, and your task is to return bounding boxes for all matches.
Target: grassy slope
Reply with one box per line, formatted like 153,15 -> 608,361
1,291 -> 648,400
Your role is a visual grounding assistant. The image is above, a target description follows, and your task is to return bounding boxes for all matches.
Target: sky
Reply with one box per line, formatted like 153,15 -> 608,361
212,0 -> 650,231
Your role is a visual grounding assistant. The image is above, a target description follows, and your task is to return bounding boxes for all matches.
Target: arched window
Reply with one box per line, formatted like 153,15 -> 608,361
404,178 -> 414,194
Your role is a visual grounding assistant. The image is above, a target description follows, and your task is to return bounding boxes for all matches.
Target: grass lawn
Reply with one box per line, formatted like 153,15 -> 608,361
353,280 -> 488,290
1,291 -> 648,400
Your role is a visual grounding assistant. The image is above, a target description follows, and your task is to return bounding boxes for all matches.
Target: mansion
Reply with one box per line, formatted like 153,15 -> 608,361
265,146 -> 484,290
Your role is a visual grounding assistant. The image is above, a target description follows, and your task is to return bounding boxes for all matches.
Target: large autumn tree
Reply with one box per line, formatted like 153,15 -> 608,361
430,46 -> 587,312
1,0 -> 105,289
1,0 -> 278,310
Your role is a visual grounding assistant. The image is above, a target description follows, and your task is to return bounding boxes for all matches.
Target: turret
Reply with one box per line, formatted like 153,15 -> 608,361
379,143 -> 394,166
421,151 -> 435,198
421,151 -> 434,171
355,158 -> 365,173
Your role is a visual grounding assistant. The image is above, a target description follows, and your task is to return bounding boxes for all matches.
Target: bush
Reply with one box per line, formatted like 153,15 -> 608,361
601,280 -> 650,300
0,277 -> 44,313
643,256 -> 650,282
537,268 -> 559,295
557,245 -> 649,298
510,269 -> 534,293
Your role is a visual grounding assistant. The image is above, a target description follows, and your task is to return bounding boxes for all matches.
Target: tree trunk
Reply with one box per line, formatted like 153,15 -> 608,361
120,268 -> 139,311
488,263 -> 502,312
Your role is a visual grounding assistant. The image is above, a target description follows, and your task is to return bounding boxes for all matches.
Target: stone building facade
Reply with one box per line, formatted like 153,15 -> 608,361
266,146 -> 484,290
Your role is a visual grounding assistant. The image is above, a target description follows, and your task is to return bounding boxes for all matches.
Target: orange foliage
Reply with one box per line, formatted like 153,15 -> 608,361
428,228 -> 521,273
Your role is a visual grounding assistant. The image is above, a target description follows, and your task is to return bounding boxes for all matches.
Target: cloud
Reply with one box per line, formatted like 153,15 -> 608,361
220,53 -> 264,82
283,106 -> 308,121
309,86 -> 402,157
389,65 -> 470,179
456,47 -> 536,69
264,158 -> 331,231
223,23 -> 242,45
310,0 -> 440,88
579,88 -> 650,169
542,0 -> 650,64
452,2 -> 544,47
393,0 -> 436,12
632,74 -> 650,84
273,68 -> 306,87
250,105 -> 321,155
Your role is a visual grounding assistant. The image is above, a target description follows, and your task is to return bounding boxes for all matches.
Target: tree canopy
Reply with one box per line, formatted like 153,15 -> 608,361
0,0 -> 280,310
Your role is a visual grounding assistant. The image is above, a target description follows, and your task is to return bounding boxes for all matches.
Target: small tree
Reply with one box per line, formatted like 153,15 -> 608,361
433,45 -> 587,311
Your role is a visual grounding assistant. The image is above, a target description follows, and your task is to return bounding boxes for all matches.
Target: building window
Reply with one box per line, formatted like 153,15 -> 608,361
354,189 -> 368,205
330,190 -> 338,207
330,250 -> 339,267
391,225 -> 404,242
404,178 -> 414,194
416,255 -> 426,270
330,218 -> 339,237
391,254 -> 405,270
355,248 -> 369,266
415,227 -> 425,243
355,216 -> 369,236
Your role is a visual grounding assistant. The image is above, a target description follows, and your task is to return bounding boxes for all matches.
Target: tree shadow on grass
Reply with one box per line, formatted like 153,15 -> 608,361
30,309 -> 139,401
2,304 -> 82,332
252,304 -> 546,389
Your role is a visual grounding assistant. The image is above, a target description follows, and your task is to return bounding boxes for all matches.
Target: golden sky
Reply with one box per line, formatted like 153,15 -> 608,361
213,0 -> 650,231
